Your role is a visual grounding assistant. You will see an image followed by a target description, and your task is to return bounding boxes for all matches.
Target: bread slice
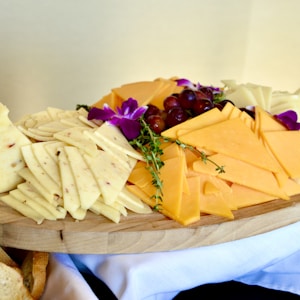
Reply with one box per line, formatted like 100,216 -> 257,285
21,251 -> 49,300
0,261 -> 34,300
0,247 -> 19,268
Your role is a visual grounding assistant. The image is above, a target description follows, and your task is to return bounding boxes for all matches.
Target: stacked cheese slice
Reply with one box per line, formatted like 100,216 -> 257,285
126,102 -> 300,225
0,106 -> 152,224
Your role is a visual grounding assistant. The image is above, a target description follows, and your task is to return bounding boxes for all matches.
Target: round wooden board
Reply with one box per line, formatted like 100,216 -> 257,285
1,195 -> 300,254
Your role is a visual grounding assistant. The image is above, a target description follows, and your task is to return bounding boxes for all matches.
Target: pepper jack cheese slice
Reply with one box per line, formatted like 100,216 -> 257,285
63,146 -> 100,210
0,103 -> 31,193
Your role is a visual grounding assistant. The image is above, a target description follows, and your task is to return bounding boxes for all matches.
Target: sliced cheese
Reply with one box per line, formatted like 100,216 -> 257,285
231,183 -> 275,209
54,126 -> 98,157
179,117 -> 281,173
176,176 -> 201,225
161,107 -> 226,139
112,80 -> 163,106
0,103 -> 32,193
21,144 -> 62,198
193,153 -> 289,200
57,146 -> 82,215
262,130 -> 300,179
63,146 -> 100,209
83,150 -> 132,205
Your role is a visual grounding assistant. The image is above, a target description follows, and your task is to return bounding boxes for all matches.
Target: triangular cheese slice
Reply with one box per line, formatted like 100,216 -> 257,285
193,153 -> 289,200
83,150 -> 131,205
112,80 -> 163,106
262,130 -> 300,178
161,107 -> 227,139
179,117 -> 281,173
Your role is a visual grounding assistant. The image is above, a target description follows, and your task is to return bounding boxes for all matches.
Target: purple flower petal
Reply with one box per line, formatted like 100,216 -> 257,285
175,78 -> 195,89
87,98 -> 145,140
130,105 -> 148,120
121,98 -> 138,115
118,118 -> 141,140
88,105 -> 116,121
275,110 -> 300,130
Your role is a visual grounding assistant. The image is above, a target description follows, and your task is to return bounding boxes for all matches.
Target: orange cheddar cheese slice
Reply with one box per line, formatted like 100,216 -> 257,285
161,107 -> 227,139
127,162 -> 153,188
176,176 -> 201,225
112,80 -> 164,107
193,153 -> 289,200
231,183 -> 275,209
262,130 -> 300,179
179,117 -> 281,174
159,156 -> 186,217
150,78 -> 183,110
255,106 -> 287,133
92,92 -> 123,110
196,173 -> 234,219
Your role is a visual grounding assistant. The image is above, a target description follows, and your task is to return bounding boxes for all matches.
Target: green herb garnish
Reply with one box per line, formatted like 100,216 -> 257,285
129,119 -> 164,210
130,118 -> 225,209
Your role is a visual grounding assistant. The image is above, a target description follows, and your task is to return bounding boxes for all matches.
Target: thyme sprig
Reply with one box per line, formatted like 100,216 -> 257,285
129,118 -> 225,210
129,119 -> 164,210
174,139 -> 225,174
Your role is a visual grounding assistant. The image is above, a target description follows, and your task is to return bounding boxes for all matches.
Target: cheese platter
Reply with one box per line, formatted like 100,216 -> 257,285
1,77 -> 300,254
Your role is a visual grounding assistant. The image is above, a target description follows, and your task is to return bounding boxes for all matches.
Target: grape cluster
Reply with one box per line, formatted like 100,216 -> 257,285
144,87 -> 234,134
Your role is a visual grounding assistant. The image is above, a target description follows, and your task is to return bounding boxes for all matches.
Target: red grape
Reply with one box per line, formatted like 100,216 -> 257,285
144,104 -> 161,119
198,87 -> 214,101
195,90 -> 209,101
178,89 -> 196,109
192,99 -> 214,115
146,115 -> 166,134
165,107 -> 189,128
163,95 -> 181,112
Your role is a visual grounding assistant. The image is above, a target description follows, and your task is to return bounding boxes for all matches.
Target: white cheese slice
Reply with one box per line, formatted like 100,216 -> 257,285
18,168 -> 60,205
0,103 -> 32,193
89,199 -> 121,223
117,187 -> 152,214
64,146 -> 100,209
94,122 -> 144,161
83,150 -> 132,205
57,146 -> 81,214
9,189 -> 57,220
0,193 -> 44,224
17,182 -> 66,219
21,144 -> 62,198
31,142 -> 62,185
54,127 -> 98,157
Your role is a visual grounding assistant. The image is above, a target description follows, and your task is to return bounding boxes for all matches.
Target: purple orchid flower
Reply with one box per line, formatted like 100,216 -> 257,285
88,98 -> 148,140
274,110 -> 300,130
175,78 -> 223,95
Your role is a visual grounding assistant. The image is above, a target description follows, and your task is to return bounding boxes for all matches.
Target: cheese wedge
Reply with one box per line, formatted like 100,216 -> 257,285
112,80 -> 163,106
262,130 -> 300,179
193,153 -> 289,200
0,103 -> 32,193
179,117 -> 281,174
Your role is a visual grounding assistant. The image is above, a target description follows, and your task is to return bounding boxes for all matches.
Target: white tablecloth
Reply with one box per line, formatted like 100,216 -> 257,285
42,221 -> 300,300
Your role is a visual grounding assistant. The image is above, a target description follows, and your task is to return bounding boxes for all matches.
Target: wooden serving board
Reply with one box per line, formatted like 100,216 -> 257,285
1,195 -> 300,254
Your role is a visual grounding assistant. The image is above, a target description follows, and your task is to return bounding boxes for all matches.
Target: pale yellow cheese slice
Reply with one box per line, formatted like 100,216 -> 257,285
0,103 -> 31,193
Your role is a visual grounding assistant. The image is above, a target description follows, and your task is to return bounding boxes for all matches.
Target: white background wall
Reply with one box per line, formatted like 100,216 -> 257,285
0,0 -> 299,121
